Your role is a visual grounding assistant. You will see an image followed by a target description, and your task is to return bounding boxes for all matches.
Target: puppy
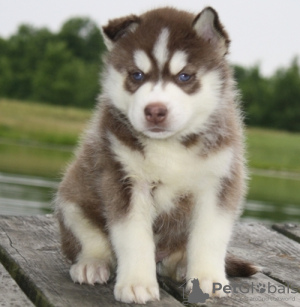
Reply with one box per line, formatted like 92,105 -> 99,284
56,6 -> 258,304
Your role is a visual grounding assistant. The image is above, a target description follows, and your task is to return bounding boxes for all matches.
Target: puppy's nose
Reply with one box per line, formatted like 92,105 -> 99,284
144,103 -> 168,124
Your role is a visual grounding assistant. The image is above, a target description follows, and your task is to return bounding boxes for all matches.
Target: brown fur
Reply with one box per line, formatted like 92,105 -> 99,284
102,15 -> 141,42
154,193 -> 194,255
158,251 -> 259,281
193,7 -> 230,54
225,254 -> 259,277
56,6 -> 257,285
105,7 -> 229,97
57,211 -> 81,263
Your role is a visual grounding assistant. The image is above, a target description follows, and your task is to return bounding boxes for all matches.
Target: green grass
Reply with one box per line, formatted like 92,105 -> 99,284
0,98 -> 91,145
0,98 -> 87,177
246,128 -> 300,172
247,175 -> 300,205
0,98 -> 300,206
0,142 -> 72,178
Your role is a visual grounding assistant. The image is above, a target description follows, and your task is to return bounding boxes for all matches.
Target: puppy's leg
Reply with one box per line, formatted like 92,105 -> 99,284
186,188 -> 235,298
57,201 -> 113,285
110,182 -> 159,304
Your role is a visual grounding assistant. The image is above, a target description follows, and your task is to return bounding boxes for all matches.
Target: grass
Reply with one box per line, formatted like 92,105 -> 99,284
0,142 -> 72,178
0,98 -> 300,206
246,128 -> 300,172
247,175 -> 300,205
0,98 -> 91,145
0,98 -> 87,177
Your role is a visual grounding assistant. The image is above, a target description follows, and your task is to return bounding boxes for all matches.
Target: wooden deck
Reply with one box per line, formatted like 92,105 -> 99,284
0,215 -> 299,306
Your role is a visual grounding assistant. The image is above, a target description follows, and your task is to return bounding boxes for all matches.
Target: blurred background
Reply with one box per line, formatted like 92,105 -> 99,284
0,0 -> 299,224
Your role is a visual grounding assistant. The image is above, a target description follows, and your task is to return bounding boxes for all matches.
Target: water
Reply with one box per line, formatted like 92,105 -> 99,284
0,172 -> 300,224
0,172 -> 57,215
242,200 -> 300,225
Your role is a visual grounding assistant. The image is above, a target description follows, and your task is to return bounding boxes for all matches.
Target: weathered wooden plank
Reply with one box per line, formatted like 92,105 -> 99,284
159,270 -> 300,306
228,223 -> 300,293
1,216 -> 300,306
158,222 -> 300,306
0,262 -> 34,307
221,273 -> 299,307
0,215 -> 183,307
272,223 -> 300,244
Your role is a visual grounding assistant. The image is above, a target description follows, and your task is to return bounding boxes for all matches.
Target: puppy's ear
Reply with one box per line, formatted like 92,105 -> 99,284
193,7 -> 230,55
102,15 -> 141,50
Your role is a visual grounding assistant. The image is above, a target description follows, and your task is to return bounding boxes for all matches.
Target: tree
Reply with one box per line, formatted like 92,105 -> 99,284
1,17 -> 299,130
0,19 -> 104,107
59,17 -> 106,62
234,65 -> 272,127
1,25 -> 54,99
32,41 -> 99,107
271,58 -> 300,131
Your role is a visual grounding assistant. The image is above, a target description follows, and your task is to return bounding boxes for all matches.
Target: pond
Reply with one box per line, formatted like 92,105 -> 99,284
0,172 -> 300,225
0,172 -> 57,215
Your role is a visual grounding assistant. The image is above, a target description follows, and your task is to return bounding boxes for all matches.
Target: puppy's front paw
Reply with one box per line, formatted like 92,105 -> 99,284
114,280 -> 160,304
186,274 -> 229,298
70,258 -> 110,285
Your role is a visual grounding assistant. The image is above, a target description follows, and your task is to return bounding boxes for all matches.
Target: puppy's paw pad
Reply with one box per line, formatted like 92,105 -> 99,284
114,283 -> 160,304
70,258 -> 110,285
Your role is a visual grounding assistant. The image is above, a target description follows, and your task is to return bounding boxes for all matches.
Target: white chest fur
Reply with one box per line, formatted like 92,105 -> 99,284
109,133 -> 233,213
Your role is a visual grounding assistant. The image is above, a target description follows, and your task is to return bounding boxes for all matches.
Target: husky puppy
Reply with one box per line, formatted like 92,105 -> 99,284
56,6 -> 258,304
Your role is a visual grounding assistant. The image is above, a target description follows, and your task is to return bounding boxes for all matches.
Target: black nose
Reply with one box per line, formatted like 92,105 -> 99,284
144,103 -> 168,124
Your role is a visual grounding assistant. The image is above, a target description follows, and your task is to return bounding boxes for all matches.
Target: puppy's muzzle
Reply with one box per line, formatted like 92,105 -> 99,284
144,103 -> 168,125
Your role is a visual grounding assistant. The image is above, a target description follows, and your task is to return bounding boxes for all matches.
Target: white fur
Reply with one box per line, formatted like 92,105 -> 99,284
109,127 -> 234,299
153,28 -> 170,70
110,181 -> 159,304
186,191 -> 235,297
126,70 -> 222,139
59,201 -> 112,284
109,133 -> 234,215
102,66 -> 131,113
60,8 -> 243,305
100,27 -> 114,51
169,51 -> 188,75
134,50 -> 152,73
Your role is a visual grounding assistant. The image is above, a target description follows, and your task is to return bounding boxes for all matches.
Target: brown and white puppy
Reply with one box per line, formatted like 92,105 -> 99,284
56,7 -> 258,304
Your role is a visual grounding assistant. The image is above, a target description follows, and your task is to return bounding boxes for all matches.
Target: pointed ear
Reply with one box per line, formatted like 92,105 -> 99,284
193,7 -> 230,55
102,15 -> 141,50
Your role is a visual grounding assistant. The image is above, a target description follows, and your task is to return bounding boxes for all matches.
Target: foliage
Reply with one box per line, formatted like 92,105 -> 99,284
0,17 -> 299,130
0,18 -> 105,108
234,57 -> 300,132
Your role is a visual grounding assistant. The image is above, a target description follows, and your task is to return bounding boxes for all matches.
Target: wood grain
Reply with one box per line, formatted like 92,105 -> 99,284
0,262 -> 34,307
0,216 -> 300,306
159,222 -> 300,306
273,223 -> 300,244
0,215 -> 183,307
228,223 -> 300,293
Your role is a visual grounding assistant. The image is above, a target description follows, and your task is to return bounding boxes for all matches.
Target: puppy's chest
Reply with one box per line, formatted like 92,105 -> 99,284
109,134 -> 233,191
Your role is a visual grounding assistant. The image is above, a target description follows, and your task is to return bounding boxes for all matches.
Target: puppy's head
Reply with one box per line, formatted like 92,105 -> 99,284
102,7 -> 230,139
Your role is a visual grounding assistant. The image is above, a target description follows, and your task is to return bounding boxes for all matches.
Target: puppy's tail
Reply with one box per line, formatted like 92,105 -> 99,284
225,254 -> 260,277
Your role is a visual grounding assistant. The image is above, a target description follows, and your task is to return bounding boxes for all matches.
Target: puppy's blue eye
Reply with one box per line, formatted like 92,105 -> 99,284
178,73 -> 191,82
132,71 -> 144,81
